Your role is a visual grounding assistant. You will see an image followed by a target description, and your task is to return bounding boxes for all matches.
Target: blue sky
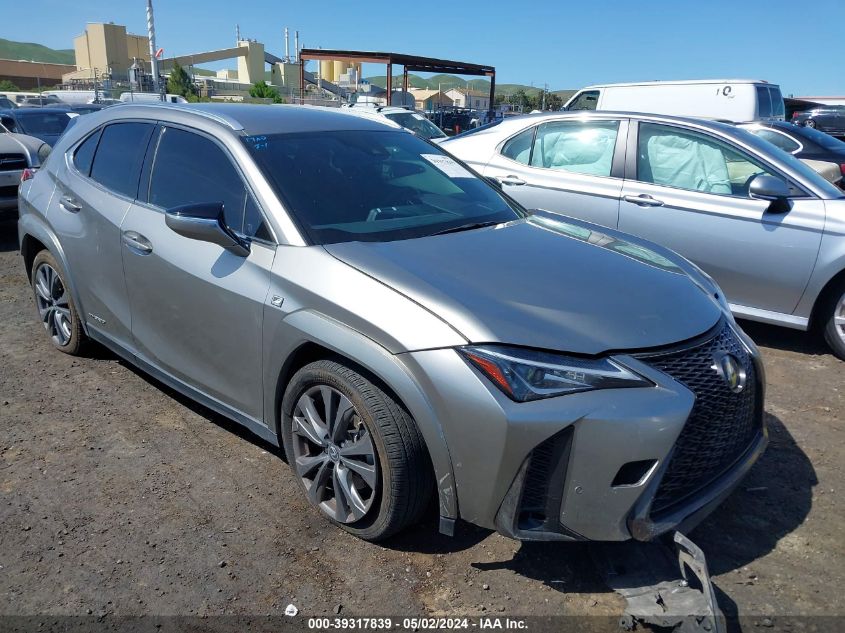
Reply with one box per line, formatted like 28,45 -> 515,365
6,0 -> 844,95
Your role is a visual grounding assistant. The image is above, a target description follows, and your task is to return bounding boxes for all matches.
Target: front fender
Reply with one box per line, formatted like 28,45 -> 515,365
794,199 -> 845,319
262,308 -> 459,521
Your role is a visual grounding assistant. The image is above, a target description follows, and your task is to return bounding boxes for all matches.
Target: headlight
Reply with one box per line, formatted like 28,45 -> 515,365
458,345 -> 653,402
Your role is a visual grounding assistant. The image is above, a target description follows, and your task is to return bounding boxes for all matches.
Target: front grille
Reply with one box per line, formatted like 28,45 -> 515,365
640,320 -> 761,514
0,153 -> 27,172
0,185 -> 17,198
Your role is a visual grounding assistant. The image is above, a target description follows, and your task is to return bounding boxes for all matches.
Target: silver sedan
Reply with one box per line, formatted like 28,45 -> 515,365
444,111 -> 845,359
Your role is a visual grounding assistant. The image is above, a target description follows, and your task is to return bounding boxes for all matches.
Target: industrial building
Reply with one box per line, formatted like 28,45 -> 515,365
0,59 -> 74,90
446,88 -> 491,111
25,18 -> 496,111
63,22 -> 151,84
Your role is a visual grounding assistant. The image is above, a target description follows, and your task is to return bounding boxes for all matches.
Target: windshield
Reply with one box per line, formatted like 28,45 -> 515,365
17,112 -> 73,136
384,112 -> 447,140
243,130 -> 524,244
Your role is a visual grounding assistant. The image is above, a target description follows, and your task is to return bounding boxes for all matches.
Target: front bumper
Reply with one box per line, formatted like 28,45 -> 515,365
403,318 -> 765,542
0,169 -> 23,215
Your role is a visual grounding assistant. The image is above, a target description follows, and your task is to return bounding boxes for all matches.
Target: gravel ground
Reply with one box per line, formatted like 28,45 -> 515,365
0,220 -> 842,629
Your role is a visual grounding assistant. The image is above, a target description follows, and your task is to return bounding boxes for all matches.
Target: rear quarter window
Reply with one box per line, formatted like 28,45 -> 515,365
72,128 -> 102,176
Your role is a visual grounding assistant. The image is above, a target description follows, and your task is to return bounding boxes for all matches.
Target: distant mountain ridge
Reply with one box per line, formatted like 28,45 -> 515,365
363,73 -> 573,97
0,38 -> 75,65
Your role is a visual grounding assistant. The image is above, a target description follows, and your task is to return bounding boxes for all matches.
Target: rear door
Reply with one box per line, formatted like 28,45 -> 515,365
120,124 -> 275,422
49,121 -> 155,345
483,117 -> 627,228
617,120 -> 824,315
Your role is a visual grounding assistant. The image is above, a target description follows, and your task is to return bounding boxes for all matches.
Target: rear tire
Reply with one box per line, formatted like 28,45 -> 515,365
821,281 -> 845,361
805,119 -> 817,129
281,360 -> 433,541
31,250 -> 86,355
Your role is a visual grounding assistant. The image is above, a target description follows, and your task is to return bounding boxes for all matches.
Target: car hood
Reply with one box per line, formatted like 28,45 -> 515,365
0,132 -> 42,162
324,214 -> 723,355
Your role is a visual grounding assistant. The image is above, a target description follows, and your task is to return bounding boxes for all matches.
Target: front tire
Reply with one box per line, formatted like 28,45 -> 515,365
822,282 -> 845,360
31,251 -> 86,355
281,360 -> 433,541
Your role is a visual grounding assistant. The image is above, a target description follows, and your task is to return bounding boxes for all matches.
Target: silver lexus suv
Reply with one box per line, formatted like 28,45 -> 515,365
18,104 -> 766,542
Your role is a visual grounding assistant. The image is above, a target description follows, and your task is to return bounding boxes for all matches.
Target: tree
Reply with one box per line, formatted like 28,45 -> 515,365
166,60 -> 198,98
249,81 -> 284,104
0,79 -> 20,92
542,91 -> 563,111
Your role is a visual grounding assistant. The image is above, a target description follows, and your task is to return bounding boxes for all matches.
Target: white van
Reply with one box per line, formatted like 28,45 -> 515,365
563,79 -> 785,122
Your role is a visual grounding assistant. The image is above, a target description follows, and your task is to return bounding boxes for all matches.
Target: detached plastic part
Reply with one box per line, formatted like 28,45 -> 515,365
592,531 -> 724,633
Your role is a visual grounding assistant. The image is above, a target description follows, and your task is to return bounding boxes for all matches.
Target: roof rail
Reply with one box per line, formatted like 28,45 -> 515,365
118,102 -> 245,131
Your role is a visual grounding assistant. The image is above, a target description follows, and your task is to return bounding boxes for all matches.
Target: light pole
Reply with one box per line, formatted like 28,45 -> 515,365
146,0 -> 161,98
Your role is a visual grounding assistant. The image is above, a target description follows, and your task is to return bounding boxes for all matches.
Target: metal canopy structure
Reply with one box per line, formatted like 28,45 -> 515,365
298,48 -> 496,112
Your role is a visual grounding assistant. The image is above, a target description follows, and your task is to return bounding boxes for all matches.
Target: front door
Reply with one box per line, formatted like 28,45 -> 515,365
618,121 -> 823,315
483,118 -> 626,228
120,124 -> 276,422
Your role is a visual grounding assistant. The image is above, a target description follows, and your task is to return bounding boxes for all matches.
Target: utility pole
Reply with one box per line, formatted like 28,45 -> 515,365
146,0 -> 161,98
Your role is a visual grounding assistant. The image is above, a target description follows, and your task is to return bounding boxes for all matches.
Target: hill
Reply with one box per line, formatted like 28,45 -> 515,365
363,73 -> 559,95
0,38 -> 74,64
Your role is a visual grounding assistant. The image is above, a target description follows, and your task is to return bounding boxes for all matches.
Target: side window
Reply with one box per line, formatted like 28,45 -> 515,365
529,120 -> 619,177
90,123 -> 154,198
501,127 -> 534,164
148,126 -> 271,240
769,87 -> 785,118
756,86 -> 773,119
1,115 -> 16,132
72,128 -> 102,176
748,128 -> 800,154
567,90 -> 599,111
637,123 -> 778,197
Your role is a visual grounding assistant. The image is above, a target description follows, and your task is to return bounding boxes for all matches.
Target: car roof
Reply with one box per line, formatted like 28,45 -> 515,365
476,110 -> 742,134
0,107 -> 72,116
89,103 -> 399,135
576,79 -> 774,90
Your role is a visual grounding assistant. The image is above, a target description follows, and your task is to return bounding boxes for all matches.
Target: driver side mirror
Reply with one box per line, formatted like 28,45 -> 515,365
749,174 -> 791,213
165,202 -> 250,257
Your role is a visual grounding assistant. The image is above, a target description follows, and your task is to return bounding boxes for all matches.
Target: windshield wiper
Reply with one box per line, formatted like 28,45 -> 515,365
430,220 -> 500,236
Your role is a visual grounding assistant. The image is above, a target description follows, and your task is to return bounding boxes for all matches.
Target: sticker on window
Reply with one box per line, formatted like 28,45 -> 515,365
421,154 -> 474,179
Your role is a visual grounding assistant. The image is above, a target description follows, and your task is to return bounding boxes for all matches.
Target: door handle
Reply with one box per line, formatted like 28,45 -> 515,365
497,175 -> 526,186
122,230 -> 153,255
623,194 -> 664,207
59,195 -> 81,213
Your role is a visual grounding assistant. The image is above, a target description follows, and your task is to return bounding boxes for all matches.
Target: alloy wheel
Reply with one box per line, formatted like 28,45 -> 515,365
291,385 -> 379,523
834,292 -> 845,347
34,263 -> 72,347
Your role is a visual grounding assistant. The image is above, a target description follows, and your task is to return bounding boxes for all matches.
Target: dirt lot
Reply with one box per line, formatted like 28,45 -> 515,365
0,219 -> 842,629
